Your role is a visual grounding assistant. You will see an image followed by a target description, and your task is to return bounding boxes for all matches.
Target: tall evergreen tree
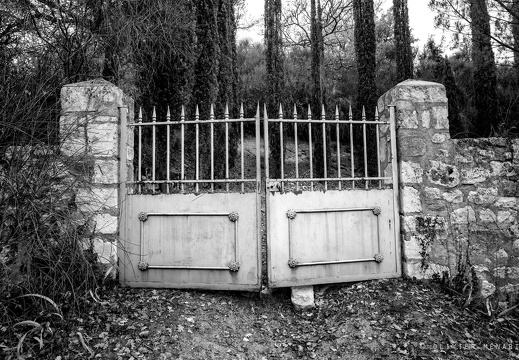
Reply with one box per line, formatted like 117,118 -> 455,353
353,0 -> 377,176
393,0 -> 413,82
468,0 -> 499,136
310,0 -> 330,178
265,0 -> 284,178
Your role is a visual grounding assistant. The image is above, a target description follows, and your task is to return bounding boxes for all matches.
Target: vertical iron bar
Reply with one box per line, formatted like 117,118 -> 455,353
180,106 -> 185,193
375,106 -> 381,189
138,107 -> 142,194
240,103 -> 245,193
166,106 -> 171,194
279,104 -> 284,192
195,105 -> 200,193
294,104 -> 299,191
255,103 -> 261,194
263,104 -> 270,187
389,105 -> 401,274
322,104 -> 327,191
308,105 -> 313,191
349,106 -> 354,189
336,105 -> 341,190
225,103 -> 229,192
362,106 -> 368,190
152,107 -> 156,194
210,104 -> 215,192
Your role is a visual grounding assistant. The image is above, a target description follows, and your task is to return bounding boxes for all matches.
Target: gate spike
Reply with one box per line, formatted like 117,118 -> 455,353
195,105 -> 199,120
180,105 -> 185,120
335,105 -> 339,120
263,103 -> 268,119
255,102 -> 260,118
361,106 -> 366,120
210,103 -> 214,120
375,106 -> 379,119
348,105 -> 352,120
152,107 -> 156,122
166,106 -> 171,121
240,102 -> 244,118
279,103 -> 283,118
308,104 -> 312,119
293,104 -> 297,118
224,103 -> 229,118
138,107 -> 143,122
321,104 -> 326,120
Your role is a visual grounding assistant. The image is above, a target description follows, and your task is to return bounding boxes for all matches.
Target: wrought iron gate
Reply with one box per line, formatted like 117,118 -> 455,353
118,103 -> 400,290
264,105 -> 401,288
119,105 -> 262,290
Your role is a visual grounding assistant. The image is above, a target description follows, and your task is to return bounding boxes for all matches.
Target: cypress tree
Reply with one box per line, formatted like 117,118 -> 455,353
468,0 -> 499,137
192,0 -> 220,179
310,0 -> 330,178
353,0 -> 377,177
393,0 -> 413,82
265,0 -> 284,178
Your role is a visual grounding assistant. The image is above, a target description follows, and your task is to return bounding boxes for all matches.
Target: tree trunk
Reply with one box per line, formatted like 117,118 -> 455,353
310,0 -> 330,178
265,0 -> 284,179
353,0 -> 377,177
393,0 -> 413,82
468,0 -> 499,137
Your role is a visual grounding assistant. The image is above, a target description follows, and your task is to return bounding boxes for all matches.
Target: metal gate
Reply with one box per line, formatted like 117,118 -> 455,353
118,103 -> 400,290
118,105 -> 262,290
264,105 -> 401,288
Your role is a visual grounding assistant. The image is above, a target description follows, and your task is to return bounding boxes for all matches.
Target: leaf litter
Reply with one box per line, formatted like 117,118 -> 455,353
3,278 -> 519,359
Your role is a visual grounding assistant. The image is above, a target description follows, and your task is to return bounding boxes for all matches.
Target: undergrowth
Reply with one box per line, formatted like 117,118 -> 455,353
0,76 -> 106,358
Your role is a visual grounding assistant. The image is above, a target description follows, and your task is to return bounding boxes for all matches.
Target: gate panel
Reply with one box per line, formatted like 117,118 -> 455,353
119,105 -> 262,291
265,105 -> 400,288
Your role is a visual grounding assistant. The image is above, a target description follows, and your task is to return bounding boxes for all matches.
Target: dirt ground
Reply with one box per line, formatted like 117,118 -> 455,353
18,278 -> 517,360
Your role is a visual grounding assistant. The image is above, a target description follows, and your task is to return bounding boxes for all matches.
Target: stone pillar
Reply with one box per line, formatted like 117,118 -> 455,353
378,80 -> 452,278
60,79 -> 133,267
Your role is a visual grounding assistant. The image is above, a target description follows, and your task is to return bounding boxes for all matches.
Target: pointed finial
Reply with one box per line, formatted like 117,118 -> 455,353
255,102 -> 260,118
152,107 -> 156,122
279,103 -> 283,118
138,107 -> 143,122
195,104 -> 200,119
224,102 -> 229,118
181,105 -> 185,121
335,105 -> 339,120
375,106 -> 379,119
263,103 -> 268,119
348,105 -> 352,120
293,104 -> 297,118
308,104 -> 312,119
321,104 -> 326,120
166,106 -> 171,121
210,103 -> 214,119
240,103 -> 244,118
362,106 -> 366,119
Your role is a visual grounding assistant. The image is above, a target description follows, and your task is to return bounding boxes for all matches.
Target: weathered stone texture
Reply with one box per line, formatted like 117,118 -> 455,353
291,286 -> 315,311
59,79 -> 133,269
379,80 -> 519,299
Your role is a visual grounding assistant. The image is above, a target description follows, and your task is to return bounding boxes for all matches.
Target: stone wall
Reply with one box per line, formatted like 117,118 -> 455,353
378,80 -> 519,299
60,79 -> 133,267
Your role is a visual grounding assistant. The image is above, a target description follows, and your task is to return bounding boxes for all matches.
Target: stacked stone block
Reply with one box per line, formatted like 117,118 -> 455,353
60,79 -> 133,267
378,80 -> 519,299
